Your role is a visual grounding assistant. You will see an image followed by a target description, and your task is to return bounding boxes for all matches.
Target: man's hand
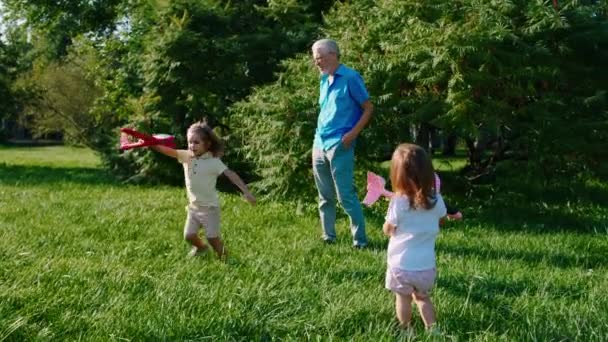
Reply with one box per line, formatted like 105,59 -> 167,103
341,100 -> 373,149
341,131 -> 357,149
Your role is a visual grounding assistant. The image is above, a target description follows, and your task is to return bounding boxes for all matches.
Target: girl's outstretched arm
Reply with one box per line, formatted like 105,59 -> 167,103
150,145 -> 178,159
222,169 -> 256,205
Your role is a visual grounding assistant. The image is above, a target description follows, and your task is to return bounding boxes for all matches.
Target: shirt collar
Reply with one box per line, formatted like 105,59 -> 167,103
334,64 -> 346,76
321,64 -> 345,82
192,151 -> 213,159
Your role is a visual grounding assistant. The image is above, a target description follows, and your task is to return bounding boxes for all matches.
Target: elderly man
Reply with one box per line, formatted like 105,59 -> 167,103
311,38 -> 374,248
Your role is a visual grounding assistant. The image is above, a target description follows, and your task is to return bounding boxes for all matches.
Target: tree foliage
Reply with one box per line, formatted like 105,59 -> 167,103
231,56 -> 318,197
232,0 -> 608,197
2,0 -> 606,197
86,0 -> 328,184
15,38 -> 103,144
2,0 -> 123,58
0,24 -> 34,141
0,40 -> 15,126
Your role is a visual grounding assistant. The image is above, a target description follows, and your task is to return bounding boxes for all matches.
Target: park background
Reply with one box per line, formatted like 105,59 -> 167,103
1,0 -> 607,340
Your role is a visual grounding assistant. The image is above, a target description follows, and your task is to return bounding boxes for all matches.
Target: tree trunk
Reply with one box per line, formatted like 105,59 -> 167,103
415,123 -> 431,152
442,134 -> 457,156
465,137 -> 483,171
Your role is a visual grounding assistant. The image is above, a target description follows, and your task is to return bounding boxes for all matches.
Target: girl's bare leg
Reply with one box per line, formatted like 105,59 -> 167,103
395,293 -> 413,328
186,234 -> 208,250
208,237 -> 227,261
413,292 -> 436,328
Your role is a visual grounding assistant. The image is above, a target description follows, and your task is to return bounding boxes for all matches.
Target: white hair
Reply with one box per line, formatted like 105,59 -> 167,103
312,39 -> 340,57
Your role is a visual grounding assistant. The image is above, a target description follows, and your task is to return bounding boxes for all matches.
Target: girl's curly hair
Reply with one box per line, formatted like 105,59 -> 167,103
187,120 -> 225,157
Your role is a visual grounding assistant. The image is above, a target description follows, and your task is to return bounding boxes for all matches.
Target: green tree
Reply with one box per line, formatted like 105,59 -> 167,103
0,41 -> 15,141
0,23 -> 34,141
0,40 -> 13,117
231,56 -> 318,197
2,0 -> 123,58
1,0 -> 332,183
90,0 -> 329,184
15,38 -> 103,145
232,0 -> 608,197
326,0 -> 608,174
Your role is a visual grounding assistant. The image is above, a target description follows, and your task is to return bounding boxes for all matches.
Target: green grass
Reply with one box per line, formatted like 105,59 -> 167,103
1,146 -> 607,340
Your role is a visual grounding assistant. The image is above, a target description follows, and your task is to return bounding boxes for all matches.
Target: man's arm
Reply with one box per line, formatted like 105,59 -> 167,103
342,100 -> 373,148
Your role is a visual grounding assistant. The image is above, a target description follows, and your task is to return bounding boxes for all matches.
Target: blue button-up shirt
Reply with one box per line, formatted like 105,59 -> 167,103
313,64 -> 370,151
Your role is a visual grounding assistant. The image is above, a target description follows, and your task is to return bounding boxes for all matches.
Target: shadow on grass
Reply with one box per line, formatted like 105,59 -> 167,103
0,163 -> 118,186
471,208 -> 607,235
438,271 -> 586,307
440,243 -> 605,270
325,267 -> 382,285
436,271 -> 588,338
361,191 -> 607,237
427,169 -> 608,235
458,187 -> 608,234
0,162 -> 249,193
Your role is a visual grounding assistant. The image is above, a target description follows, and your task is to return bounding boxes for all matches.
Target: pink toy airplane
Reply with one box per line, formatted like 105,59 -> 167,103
119,128 -> 176,151
362,171 -> 441,206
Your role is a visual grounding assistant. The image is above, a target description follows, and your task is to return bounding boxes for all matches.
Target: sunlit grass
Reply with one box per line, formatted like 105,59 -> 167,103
378,154 -> 467,173
1,146 -> 607,340
0,146 -> 100,168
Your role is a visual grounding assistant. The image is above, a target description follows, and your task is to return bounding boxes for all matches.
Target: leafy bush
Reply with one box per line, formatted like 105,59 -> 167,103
15,39 -> 103,145
231,56 -> 319,198
232,0 -> 608,197
88,0 -> 326,185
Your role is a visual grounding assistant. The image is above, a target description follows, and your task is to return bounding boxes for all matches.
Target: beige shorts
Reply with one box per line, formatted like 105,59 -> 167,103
184,205 -> 221,239
385,267 -> 436,296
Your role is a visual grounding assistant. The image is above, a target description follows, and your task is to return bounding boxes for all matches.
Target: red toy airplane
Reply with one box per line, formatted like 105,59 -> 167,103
119,127 -> 176,151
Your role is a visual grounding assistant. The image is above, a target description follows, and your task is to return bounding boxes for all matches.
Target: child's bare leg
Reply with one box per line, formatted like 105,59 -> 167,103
185,234 -> 207,249
208,237 -> 227,260
395,293 -> 413,328
413,292 -> 436,328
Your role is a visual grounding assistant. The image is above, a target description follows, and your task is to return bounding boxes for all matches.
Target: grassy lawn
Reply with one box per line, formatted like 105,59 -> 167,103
1,146 -> 607,340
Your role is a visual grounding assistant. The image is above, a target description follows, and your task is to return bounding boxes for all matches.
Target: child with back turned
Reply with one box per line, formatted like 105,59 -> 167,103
151,121 -> 256,260
383,143 -> 446,334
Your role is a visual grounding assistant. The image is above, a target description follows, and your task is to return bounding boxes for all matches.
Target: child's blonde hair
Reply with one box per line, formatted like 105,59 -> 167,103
187,121 -> 225,157
390,143 -> 437,210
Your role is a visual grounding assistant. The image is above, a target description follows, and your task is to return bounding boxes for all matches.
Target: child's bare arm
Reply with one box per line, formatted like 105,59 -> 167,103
383,222 -> 396,237
223,169 -> 256,205
150,145 -> 178,159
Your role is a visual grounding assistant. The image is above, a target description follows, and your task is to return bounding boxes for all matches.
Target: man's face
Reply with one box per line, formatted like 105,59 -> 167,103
312,49 -> 336,75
